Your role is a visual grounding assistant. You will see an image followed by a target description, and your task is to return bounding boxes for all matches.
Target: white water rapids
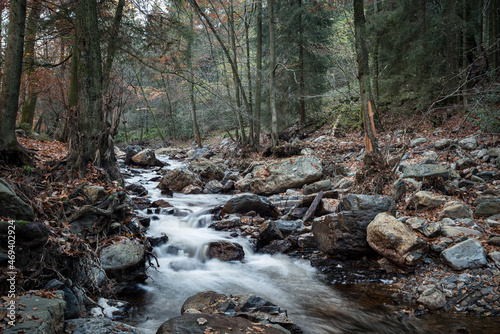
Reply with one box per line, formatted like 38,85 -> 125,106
123,156 -> 426,334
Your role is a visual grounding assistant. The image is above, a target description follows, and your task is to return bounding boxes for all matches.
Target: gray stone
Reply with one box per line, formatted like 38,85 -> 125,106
100,238 -> 145,271
274,220 -> 304,236
189,158 -> 225,182
367,213 -> 429,266
410,138 -> 428,147
159,168 -> 201,192
402,164 -> 459,181
125,145 -> 142,165
235,155 -> 323,195
390,178 -> 421,201
441,226 -> 482,238
441,238 -> 487,270
45,279 -> 80,319
2,291 -> 66,334
0,178 -> 34,220
458,136 -> 478,150
438,201 -> 473,220
488,251 -> 500,268
188,147 -> 211,159
312,194 -> 396,255
65,318 -> 144,334
407,217 -> 441,238
417,288 -> 447,310
301,148 -> 314,155
0,221 -> 49,248
435,139 -> 453,150
475,198 -> 500,217
488,148 -> 500,158
456,158 -> 476,170
182,184 -> 203,194
302,179 -> 332,195
204,180 -> 223,194
409,191 -> 446,210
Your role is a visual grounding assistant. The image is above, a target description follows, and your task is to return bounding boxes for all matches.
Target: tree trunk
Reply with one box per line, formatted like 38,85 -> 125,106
20,2 -> 41,129
353,0 -> 378,153
298,0 -> 305,127
188,10 -> 202,148
0,0 -> 27,162
68,0 -> 117,179
269,0 -> 278,147
103,0 -> 125,92
254,0 -> 263,146
244,1 -> 254,146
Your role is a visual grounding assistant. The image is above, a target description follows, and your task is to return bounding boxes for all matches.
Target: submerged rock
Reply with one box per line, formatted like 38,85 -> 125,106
222,193 -> 281,218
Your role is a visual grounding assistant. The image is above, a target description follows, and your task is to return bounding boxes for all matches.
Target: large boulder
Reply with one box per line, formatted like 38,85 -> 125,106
188,158 -> 225,182
131,149 -> 164,167
440,238 -> 487,270
100,239 -> 145,271
206,241 -> 245,261
312,194 -> 396,255
474,197 -> 500,217
402,164 -> 459,181
367,213 -> 429,266
0,178 -> 34,220
65,318 -> 144,334
235,155 -> 323,195
125,145 -> 142,165
438,201 -> 473,220
222,193 -> 281,218
1,291 -> 66,334
156,313 -> 288,334
0,221 -> 49,248
158,169 -> 201,192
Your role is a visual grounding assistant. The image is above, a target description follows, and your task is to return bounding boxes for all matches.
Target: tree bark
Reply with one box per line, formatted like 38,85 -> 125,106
68,0 -> 117,179
269,0 -> 278,147
0,0 -> 27,158
254,0 -> 263,146
188,9 -> 202,148
244,1 -> 254,146
298,0 -> 305,127
20,1 -> 42,129
353,0 -> 378,153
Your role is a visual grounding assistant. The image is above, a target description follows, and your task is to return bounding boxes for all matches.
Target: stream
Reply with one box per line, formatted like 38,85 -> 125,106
122,155 -> 497,334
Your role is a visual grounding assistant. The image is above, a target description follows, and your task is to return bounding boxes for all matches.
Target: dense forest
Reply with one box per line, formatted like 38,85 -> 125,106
1,1 -> 500,333
0,0 -> 498,164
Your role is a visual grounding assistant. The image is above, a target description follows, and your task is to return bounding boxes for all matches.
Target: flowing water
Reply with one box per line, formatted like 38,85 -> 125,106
123,156 -> 498,334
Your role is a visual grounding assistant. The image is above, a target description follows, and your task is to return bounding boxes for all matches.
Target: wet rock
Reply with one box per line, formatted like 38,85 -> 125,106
132,149 -> 164,166
100,238 -> 145,271
417,288 -> 447,310
259,220 -> 285,247
475,197 -> 500,217
458,136 -> 477,150
159,168 -> 201,192
65,318 -> 144,334
402,164 -> 459,181
125,183 -> 148,196
0,220 -> 49,248
148,234 -> 169,247
204,180 -> 223,194
273,220 -> 304,236
1,291 -> 66,334
181,290 -> 232,314
222,193 -> 281,218
45,279 -> 80,319
125,145 -> 142,165
0,178 -> 34,220
407,217 -> 441,238
441,238 -> 487,270
210,217 -> 242,231
152,199 -> 172,208
182,184 -> 203,194
367,213 -> 429,266
435,138 -> 453,150
131,197 -> 151,210
441,226 -> 482,238
302,179 -> 332,195
222,179 -> 235,192
408,191 -> 446,210
206,241 -> 245,261
263,239 -> 292,254
312,194 -> 395,255
189,158 -> 225,182
390,178 -> 420,201
235,155 -> 323,195
438,201 -> 473,220
157,313 -> 287,334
